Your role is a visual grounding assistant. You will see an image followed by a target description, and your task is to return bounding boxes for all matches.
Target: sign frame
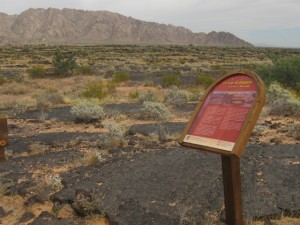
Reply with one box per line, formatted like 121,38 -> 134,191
178,69 -> 265,157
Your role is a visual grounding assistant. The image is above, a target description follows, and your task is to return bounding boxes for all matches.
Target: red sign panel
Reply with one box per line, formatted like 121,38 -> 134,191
184,75 -> 256,151
179,70 -> 265,157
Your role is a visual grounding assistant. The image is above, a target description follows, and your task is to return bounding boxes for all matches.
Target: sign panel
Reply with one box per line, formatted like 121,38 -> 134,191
0,118 -> 8,147
179,70 -> 265,157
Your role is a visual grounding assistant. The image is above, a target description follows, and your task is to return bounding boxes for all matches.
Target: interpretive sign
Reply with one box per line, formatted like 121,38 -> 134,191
179,69 -> 265,157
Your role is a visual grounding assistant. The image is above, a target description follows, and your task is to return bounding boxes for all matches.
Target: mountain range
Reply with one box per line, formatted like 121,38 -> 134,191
0,8 -> 252,46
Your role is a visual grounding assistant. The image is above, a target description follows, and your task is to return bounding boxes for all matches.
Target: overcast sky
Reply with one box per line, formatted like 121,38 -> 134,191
1,0 -> 300,48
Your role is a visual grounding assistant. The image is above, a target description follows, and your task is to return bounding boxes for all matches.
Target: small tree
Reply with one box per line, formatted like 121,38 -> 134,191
52,50 -> 77,76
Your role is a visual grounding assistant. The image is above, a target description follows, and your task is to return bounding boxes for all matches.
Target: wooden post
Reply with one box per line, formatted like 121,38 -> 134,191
221,155 -> 243,225
0,118 -> 8,162
0,147 -> 4,161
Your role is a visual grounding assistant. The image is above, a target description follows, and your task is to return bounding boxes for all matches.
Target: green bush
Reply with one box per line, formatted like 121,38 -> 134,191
164,86 -> 188,105
70,101 -> 105,122
197,73 -> 215,88
52,50 -> 77,76
161,74 -> 181,88
105,69 -> 115,77
27,65 -> 47,78
141,101 -> 173,120
129,90 -> 140,99
112,71 -> 130,83
78,65 -> 93,75
267,83 -> 300,116
256,56 -> 300,93
0,77 -> 7,86
82,81 -> 116,100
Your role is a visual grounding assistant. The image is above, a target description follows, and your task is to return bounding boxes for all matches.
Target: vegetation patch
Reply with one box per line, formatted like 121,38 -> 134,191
266,83 -> 300,116
197,73 -> 215,88
82,81 -> 116,100
112,71 -> 130,83
52,49 -> 77,76
256,56 -> 300,93
70,101 -> 105,122
161,74 -> 181,88
27,65 -> 47,78
164,86 -> 188,105
141,101 -> 173,120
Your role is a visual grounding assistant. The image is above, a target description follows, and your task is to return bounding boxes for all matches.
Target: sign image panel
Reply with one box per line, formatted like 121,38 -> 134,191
179,70 -> 265,157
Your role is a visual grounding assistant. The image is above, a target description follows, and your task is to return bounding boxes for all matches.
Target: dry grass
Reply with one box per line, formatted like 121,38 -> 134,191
247,216 -> 300,225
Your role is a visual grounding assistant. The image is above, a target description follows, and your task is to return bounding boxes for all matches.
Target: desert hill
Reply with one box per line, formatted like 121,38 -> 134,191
0,8 -> 252,46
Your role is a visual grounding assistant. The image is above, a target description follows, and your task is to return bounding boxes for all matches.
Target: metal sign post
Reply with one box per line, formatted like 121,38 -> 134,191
179,70 -> 265,225
0,118 -> 8,161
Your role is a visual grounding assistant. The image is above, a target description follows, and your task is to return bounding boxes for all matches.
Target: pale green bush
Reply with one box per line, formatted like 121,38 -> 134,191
164,86 -> 188,105
139,91 -> 159,102
141,101 -> 173,120
70,101 -> 105,122
103,123 -> 126,147
267,83 -> 300,116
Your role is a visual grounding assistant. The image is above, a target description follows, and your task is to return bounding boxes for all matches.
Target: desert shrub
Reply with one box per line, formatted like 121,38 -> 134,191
0,77 -> 7,86
78,65 -> 93,75
82,81 -> 116,100
143,78 -> 154,87
129,90 -> 140,99
164,86 -> 188,105
139,91 -> 159,102
103,123 -> 126,147
293,124 -> 300,140
52,50 -> 77,76
70,101 -> 105,122
256,56 -> 300,93
197,73 -> 215,88
0,83 -> 28,95
36,92 -> 65,109
161,74 -> 181,88
27,65 -> 47,78
267,83 -> 300,116
105,69 -> 115,77
112,71 -> 130,83
141,101 -> 173,120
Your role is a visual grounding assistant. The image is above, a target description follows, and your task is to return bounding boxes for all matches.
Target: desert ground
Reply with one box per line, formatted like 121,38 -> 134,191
0,45 -> 299,224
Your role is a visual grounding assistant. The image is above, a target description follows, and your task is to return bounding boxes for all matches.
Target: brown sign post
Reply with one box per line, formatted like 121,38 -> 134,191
179,69 -> 265,225
0,118 -> 8,161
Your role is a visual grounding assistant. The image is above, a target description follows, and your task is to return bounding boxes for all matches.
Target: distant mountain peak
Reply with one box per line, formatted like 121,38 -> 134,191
0,8 -> 253,46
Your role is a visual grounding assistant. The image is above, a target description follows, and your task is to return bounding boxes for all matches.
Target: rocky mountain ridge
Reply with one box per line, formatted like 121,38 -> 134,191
0,8 -> 252,46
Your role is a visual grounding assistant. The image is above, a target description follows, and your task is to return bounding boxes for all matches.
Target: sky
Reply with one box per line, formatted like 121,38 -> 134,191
1,0 -> 300,48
